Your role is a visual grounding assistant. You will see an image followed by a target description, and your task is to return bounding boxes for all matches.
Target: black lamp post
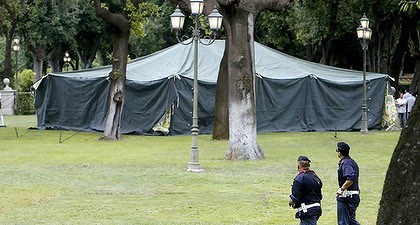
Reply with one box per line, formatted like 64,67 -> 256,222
12,36 -> 20,91
170,1 -> 223,172
63,51 -> 71,71
356,14 -> 372,134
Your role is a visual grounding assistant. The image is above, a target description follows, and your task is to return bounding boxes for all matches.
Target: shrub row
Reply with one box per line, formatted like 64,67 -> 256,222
16,92 -> 35,115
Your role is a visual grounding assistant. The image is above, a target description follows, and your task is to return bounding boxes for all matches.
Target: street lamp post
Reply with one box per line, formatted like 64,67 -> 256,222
12,36 -> 20,91
12,36 -> 20,113
356,14 -> 372,134
63,51 -> 71,71
170,1 -> 223,172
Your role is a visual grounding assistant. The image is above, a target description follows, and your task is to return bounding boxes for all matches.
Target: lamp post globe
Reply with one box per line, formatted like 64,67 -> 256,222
190,0 -> 204,15
208,8 -> 223,30
360,14 -> 369,28
170,6 -> 185,30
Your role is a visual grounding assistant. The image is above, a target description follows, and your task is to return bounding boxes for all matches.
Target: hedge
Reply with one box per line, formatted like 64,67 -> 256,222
16,92 -> 35,115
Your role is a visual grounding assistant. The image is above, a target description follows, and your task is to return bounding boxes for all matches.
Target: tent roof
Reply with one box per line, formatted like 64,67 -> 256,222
49,40 -> 388,83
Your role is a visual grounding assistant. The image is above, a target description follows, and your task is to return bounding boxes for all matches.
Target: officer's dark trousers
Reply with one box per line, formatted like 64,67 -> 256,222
337,201 -> 360,225
299,215 -> 318,225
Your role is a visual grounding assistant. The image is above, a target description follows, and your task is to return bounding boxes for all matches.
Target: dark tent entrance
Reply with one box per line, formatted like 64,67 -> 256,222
35,40 -> 389,134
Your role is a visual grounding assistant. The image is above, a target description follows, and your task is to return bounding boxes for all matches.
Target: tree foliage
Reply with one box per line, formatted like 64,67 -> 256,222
0,1 -> 22,82
75,0 -> 106,69
0,0 -> 416,88
17,69 -> 35,92
125,0 -> 175,58
18,0 -> 79,80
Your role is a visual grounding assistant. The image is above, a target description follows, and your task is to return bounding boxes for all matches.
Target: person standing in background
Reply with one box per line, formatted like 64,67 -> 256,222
396,93 -> 407,128
406,94 -> 416,120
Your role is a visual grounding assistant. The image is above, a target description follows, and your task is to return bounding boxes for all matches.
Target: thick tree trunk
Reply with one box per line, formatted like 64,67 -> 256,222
320,0 -> 339,65
49,44 -> 64,72
306,44 -> 314,62
212,49 -> 229,140
93,0 -> 133,140
411,56 -> 420,95
213,0 -> 290,159
78,40 -> 99,69
377,95 -> 420,224
220,5 -> 263,160
377,21 -> 392,74
32,46 -> 46,82
409,30 -> 420,95
324,39 -> 334,66
100,30 -> 129,140
1,27 -> 15,82
0,3 -> 17,83
389,15 -> 410,96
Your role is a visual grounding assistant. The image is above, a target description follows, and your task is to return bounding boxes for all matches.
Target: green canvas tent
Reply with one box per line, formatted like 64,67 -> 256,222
35,40 -> 390,134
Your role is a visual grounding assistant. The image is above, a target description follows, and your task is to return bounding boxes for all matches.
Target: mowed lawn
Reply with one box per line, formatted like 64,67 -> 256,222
0,115 -> 400,224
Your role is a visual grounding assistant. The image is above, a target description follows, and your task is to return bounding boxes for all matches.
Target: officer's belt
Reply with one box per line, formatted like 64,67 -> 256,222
298,203 -> 321,213
338,190 -> 359,198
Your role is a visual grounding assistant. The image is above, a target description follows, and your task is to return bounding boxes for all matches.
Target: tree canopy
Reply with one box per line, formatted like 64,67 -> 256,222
0,0 -> 418,91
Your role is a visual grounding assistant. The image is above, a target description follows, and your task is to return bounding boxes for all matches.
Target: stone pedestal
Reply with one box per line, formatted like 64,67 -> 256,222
0,90 -> 16,115
1,78 -> 16,115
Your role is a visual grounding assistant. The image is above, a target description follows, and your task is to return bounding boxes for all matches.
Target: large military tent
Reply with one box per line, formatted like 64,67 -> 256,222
35,40 -> 389,134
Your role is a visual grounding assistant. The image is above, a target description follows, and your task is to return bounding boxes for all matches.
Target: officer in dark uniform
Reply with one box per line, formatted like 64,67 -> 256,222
336,142 -> 360,225
289,156 -> 323,225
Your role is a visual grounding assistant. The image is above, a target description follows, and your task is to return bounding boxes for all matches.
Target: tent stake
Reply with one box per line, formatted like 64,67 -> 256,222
14,127 -> 19,138
334,126 -> 337,138
59,130 -> 63,143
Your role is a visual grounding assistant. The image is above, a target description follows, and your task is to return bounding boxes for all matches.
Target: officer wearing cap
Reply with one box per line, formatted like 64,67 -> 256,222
336,142 -> 360,225
289,156 -> 323,225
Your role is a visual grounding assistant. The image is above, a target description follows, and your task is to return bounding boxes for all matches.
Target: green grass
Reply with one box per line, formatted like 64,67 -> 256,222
0,115 -> 400,224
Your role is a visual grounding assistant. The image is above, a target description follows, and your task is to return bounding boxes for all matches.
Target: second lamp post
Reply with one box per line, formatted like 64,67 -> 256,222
170,0 -> 223,172
12,36 -> 20,91
63,52 -> 71,72
356,14 -> 372,134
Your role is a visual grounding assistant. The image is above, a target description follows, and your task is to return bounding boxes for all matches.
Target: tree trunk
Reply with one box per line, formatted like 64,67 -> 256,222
306,43 -> 314,62
324,39 -> 334,66
411,56 -> 420,95
377,94 -> 420,224
213,0 -> 290,159
219,5 -> 263,160
389,15 -> 410,96
78,40 -> 99,69
1,27 -> 15,82
93,0 -> 133,140
100,29 -> 129,140
32,46 -> 46,82
48,44 -> 64,72
212,49 -> 229,140
409,30 -> 420,95
377,21 -> 392,74
322,0 -> 339,65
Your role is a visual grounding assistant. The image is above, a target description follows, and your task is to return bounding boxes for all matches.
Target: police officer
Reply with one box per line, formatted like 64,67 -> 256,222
289,156 -> 323,225
336,142 -> 360,225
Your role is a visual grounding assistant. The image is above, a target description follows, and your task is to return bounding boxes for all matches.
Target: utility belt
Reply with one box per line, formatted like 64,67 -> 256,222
338,190 -> 359,198
297,203 -> 321,213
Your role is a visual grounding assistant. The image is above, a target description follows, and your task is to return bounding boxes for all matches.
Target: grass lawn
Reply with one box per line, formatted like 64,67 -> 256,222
0,115 -> 400,224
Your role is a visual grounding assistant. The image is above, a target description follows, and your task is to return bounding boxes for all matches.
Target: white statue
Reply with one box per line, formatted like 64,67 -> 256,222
3,78 -> 12,91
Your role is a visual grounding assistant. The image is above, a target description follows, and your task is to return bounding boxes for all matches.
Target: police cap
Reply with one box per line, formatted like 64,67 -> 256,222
297,156 -> 311,162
